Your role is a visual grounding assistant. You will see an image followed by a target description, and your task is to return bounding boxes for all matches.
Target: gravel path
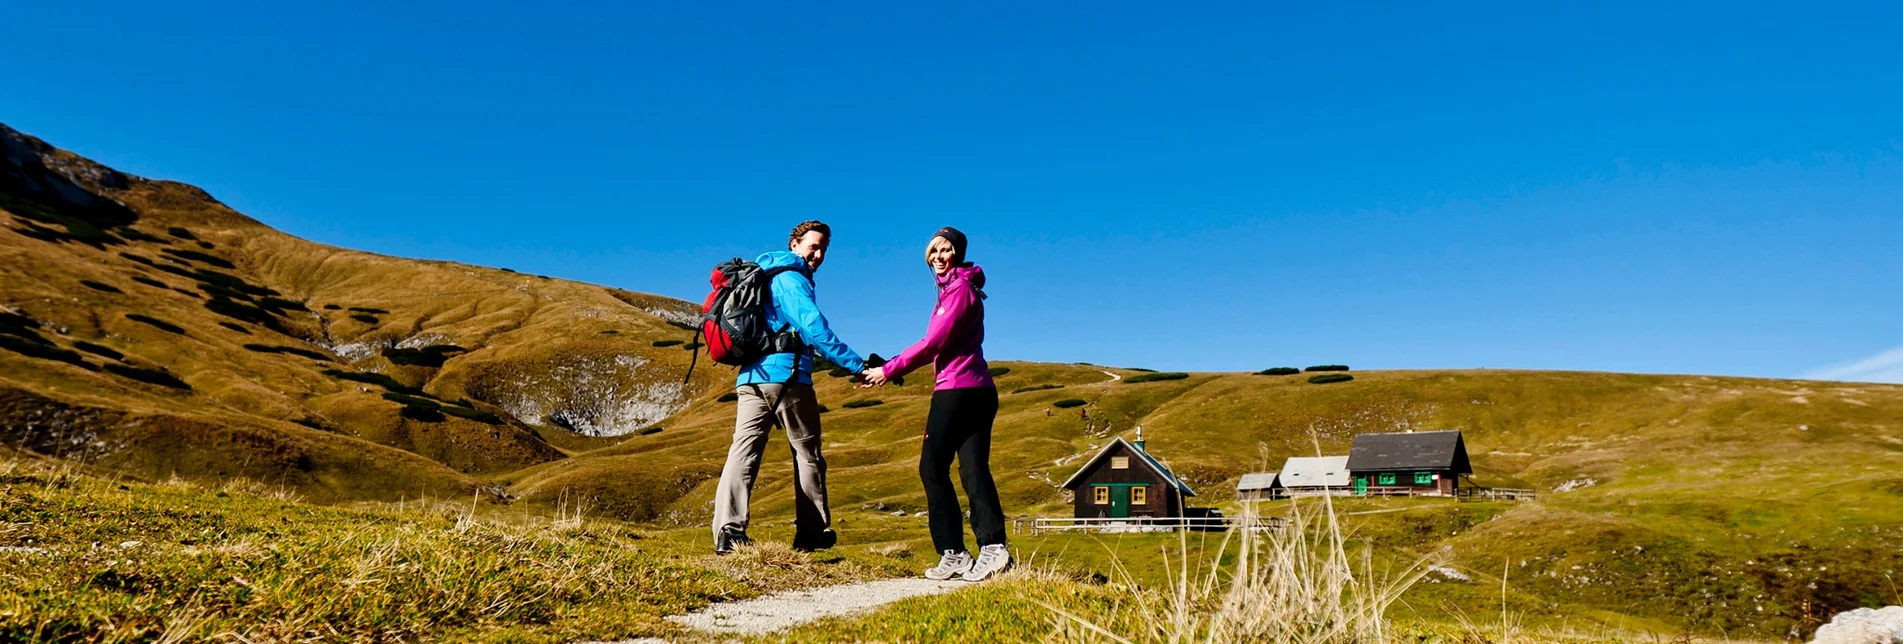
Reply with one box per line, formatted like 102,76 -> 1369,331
1100,370 -> 1122,382
663,577 -> 967,636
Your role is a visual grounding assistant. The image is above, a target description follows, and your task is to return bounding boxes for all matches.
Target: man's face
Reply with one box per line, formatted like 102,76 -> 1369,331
790,230 -> 829,272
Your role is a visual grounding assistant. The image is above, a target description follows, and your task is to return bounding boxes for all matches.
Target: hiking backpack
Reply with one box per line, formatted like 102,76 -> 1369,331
685,258 -> 807,378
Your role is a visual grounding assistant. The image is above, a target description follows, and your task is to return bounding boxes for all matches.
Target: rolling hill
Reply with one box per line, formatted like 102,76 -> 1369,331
4,122 -> 1900,638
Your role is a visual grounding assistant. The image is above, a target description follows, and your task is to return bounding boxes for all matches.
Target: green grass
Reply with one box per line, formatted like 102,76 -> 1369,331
1124,371 -> 1189,383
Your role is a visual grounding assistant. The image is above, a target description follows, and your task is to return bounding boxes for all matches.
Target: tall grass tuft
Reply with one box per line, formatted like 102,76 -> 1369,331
1042,498 -> 1429,643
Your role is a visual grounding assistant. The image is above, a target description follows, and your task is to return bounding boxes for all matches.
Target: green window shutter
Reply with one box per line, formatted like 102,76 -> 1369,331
1377,473 -> 1396,485
1414,472 -> 1433,484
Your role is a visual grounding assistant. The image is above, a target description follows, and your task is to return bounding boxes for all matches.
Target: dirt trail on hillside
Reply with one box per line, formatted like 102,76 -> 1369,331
600,577 -> 965,640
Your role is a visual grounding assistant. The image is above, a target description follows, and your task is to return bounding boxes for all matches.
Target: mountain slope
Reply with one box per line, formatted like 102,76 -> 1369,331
1,122 -> 723,501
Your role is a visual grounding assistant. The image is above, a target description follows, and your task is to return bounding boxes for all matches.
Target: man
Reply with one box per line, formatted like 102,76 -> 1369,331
712,220 -> 867,554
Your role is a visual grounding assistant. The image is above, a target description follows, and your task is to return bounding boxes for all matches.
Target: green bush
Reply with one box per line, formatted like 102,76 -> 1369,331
1053,398 -> 1088,408
1304,365 -> 1350,372
72,341 -> 124,361
1307,373 -> 1354,385
195,240 -> 215,249
245,344 -> 332,361
125,314 -> 186,335
1256,367 -> 1300,376
382,345 -> 466,368
204,299 -> 277,326
0,334 -> 94,370
114,227 -> 169,243
1125,367 -> 1157,373
682,342 -> 702,351
324,369 -> 425,396
103,363 -> 189,389
717,392 -> 739,403
159,248 -> 235,269
255,297 -> 309,313
1011,384 -> 1063,394
0,311 -> 42,332
987,367 -> 1012,377
349,307 -> 390,314
349,314 -> 380,324
651,339 -> 683,347
171,287 -> 202,299
79,280 -> 122,294
322,304 -> 342,310
841,399 -> 883,409
217,321 -> 252,335
165,226 -> 197,240
399,405 -> 446,422
828,367 -> 852,378
637,426 -> 663,436
440,406 -> 504,424
129,274 -> 169,289
1124,372 -> 1189,384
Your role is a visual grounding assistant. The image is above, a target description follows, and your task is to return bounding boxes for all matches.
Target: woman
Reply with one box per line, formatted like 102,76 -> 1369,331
862,227 -> 1009,581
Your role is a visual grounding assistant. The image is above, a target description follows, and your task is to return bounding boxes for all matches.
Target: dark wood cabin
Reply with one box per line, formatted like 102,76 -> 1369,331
1234,472 -> 1282,501
1344,430 -> 1472,497
1060,437 -> 1197,519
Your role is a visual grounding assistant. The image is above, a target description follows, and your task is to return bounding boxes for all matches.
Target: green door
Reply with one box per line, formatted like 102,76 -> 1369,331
1109,487 -> 1131,518
1353,476 -> 1367,496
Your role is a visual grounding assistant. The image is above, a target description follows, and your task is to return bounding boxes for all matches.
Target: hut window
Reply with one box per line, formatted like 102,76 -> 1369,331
1093,486 -> 1109,505
1414,472 -> 1433,484
1377,473 -> 1397,485
1132,486 -> 1148,505
1112,457 -> 1130,469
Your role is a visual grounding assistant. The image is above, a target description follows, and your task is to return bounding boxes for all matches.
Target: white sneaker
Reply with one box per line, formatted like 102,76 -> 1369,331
925,549 -> 973,580
964,544 -> 1012,582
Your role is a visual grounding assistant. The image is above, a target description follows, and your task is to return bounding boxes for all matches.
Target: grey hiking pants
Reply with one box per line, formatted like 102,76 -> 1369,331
712,383 -> 830,543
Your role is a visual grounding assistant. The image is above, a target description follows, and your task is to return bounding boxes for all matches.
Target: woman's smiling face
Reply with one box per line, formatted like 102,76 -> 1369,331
926,236 -> 957,275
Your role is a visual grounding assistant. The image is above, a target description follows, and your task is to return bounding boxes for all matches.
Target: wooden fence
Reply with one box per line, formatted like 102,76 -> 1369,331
1024,515 -> 1284,535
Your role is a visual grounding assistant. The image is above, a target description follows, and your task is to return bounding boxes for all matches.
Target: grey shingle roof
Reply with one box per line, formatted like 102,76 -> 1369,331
1058,437 -> 1198,497
1278,456 -> 1351,488
1345,430 -> 1472,473
1235,472 -> 1279,491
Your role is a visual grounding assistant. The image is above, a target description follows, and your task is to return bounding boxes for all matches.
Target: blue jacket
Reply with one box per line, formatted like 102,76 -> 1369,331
736,250 -> 866,386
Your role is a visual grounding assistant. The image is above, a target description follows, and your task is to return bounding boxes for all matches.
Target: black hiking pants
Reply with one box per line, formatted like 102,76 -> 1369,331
919,386 -> 1005,553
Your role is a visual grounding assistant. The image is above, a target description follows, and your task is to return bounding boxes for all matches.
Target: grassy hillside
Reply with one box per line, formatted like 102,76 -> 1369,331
1,121 -> 727,502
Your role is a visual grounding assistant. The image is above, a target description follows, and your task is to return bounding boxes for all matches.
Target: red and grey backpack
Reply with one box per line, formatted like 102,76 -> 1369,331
684,258 -> 807,379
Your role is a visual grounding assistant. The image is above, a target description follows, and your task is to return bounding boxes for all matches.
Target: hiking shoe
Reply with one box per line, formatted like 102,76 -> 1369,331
924,549 -> 973,580
714,529 -> 751,555
791,528 -> 838,552
964,544 -> 1012,582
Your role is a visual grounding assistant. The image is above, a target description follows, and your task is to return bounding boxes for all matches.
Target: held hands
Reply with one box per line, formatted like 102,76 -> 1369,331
859,366 -> 888,388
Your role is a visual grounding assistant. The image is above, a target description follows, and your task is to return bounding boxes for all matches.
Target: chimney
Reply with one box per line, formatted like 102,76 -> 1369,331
1134,425 -> 1146,452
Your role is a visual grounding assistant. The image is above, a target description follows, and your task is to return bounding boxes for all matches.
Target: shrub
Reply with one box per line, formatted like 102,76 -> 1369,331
814,357 -> 837,371
323,369 -> 425,396
1304,365 -> 1350,372
651,339 -> 683,347
125,314 -> 186,335
1125,367 -> 1157,373
1257,367 -> 1300,376
682,342 -> 702,351
440,406 -> 503,424
103,363 -> 190,389
828,367 -> 852,378
171,287 -> 202,299
349,307 -> 390,314
205,299 -> 277,326
1053,398 -> 1088,408
245,344 -> 332,361
350,314 -> 380,324
987,367 -> 1012,377
255,297 -> 309,313
79,280 -> 122,294
1307,373 -> 1354,385
165,226 -> 197,240
0,334 -> 94,370
72,341 -> 124,361
636,426 -> 663,435
1012,384 -> 1064,394
399,405 -> 445,422
322,304 -> 342,310
382,345 -> 466,368
382,392 -> 440,408
114,227 -> 168,243
1125,372 -> 1189,384
159,248 -> 236,269
599,330 -> 618,335
841,399 -> 883,409
717,392 -> 739,403
0,311 -> 41,331
217,321 -> 251,334
195,240 -> 215,249
129,274 -> 169,289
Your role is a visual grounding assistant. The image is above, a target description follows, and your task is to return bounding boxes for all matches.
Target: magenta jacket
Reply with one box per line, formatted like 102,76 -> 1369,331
881,264 -> 993,391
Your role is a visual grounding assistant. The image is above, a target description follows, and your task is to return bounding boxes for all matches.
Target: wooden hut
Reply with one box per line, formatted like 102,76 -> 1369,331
1234,472 -> 1283,501
1277,456 -> 1354,496
1059,432 -> 1197,520
1344,430 -> 1472,496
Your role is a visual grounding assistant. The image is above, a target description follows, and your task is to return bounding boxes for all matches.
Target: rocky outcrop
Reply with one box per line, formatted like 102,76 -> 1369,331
1813,606 -> 1903,644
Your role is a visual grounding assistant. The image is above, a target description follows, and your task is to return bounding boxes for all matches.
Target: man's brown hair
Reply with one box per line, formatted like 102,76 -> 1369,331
788,220 -> 831,246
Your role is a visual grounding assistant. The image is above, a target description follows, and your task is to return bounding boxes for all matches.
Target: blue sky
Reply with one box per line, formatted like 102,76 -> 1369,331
6,1 -> 1900,381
